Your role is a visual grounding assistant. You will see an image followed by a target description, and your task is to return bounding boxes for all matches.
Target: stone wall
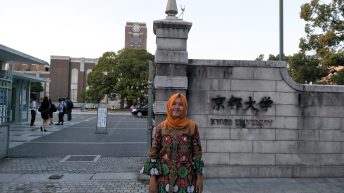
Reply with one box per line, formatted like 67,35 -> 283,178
186,59 -> 344,178
152,2 -> 344,177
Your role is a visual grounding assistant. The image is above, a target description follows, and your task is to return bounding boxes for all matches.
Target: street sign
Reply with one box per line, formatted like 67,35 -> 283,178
95,106 -> 108,134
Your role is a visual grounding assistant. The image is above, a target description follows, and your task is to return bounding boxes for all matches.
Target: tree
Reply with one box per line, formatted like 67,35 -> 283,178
86,49 -> 154,108
85,51 -> 117,103
79,89 -> 87,103
287,53 -> 328,84
331,69 -> 344,84
255,54 -> 265,61
299,0 -> 344,67
260,53 -> 328,84
31,82 -> 43,92
254,1 -> 344,84
30,82 -> 43,100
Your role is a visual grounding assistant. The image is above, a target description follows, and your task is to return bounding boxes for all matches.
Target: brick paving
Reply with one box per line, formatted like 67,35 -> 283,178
1,180 -> 149,193
0,156 -> 344,193
0,157 -> 146,174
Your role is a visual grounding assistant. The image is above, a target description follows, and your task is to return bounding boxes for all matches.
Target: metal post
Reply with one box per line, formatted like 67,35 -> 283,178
0,124 -> 9,159
279,0 -> 284,61
147,61 -> 154,150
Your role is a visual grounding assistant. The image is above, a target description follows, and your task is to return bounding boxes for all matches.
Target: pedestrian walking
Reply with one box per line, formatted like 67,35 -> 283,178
30,97 -> 38,126
142,93 -> 204,193
65,97 -> 73,121
38,96 -> 51,132
56,98 -> 65,125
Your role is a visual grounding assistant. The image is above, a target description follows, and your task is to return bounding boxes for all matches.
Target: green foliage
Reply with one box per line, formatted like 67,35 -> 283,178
267,54 -> 287,61
30,82 -> 43,92
86,49 -> 154,106
255,54 -> 264,61
264,53 -> 328,84
287,53 -> 328,84
79,89 -> 86,103
255,1 -> 344,85
299,0 -> 344,67
331,69 -> 344,84
86,52 -> 116,103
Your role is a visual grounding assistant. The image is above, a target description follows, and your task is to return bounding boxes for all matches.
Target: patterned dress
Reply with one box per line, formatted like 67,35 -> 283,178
142,122 -> 204,193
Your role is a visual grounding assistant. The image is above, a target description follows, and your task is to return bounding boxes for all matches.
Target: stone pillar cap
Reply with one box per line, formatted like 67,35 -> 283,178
165,0 -> 178,18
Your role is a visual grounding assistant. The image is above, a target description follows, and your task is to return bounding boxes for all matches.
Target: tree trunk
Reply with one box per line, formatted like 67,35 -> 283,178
120,97 -> 124,109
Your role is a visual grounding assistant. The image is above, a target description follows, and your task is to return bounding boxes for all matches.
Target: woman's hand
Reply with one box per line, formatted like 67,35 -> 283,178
196,173 -> 203,193
149,176 -> 158,193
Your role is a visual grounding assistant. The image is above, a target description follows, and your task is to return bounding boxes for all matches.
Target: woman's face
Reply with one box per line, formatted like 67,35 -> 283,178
170,96 -> 184,118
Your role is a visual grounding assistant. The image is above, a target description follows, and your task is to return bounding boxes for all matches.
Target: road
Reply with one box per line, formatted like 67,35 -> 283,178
8,113 -> 149,157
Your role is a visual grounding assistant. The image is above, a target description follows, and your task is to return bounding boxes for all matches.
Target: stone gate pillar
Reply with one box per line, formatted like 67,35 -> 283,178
153,0 -> 192,123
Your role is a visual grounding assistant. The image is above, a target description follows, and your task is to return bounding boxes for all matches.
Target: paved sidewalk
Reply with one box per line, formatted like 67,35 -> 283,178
3,113 -> 344,192
9,110 -> 131,149
1,156 -> 343,193
1,170 -> 344,193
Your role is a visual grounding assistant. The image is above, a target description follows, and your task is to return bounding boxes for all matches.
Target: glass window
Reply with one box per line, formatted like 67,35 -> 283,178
71,68 -> 78,84
71,68 -> 78,102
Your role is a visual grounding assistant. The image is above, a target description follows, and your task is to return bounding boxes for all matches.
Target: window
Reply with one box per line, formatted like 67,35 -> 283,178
70,68 -> 78,102
71,68 -> 78,84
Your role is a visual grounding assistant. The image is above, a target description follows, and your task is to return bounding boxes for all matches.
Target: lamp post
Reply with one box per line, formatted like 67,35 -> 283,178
279,0 -> 284,61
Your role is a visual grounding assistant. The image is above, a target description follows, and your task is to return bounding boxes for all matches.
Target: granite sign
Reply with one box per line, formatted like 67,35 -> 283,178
153,0 -> 344,178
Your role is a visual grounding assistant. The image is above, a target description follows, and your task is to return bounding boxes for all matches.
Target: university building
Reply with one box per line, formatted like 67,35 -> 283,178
49,56 -> 97,102
10,63 -> 50,100
124,22 -> 147,49
48,22 -> 147,103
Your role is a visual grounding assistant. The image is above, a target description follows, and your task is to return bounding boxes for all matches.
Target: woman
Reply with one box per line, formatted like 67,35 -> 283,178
38,96 -> 51,132
142,93 -> 204,193
48,98 -> 57,125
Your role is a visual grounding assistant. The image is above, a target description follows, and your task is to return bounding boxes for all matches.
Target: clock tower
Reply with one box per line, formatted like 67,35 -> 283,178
125,22 -> 147,49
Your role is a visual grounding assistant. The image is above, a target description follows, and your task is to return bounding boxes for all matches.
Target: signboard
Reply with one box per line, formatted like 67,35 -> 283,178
95,107 -> 108,134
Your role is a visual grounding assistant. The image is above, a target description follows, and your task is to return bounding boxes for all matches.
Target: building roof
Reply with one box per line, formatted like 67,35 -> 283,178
0,44 -> 49,66
12,71 -> 50,82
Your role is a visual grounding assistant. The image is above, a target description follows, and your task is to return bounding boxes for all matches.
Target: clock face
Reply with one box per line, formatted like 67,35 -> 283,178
132,24 -> 141,33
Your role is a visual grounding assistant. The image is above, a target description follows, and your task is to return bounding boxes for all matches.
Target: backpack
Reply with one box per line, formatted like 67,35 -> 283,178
58,103 -> 66,113
51,103 -> 57,112
67,100 -> 74,109
38,104 -> 51,114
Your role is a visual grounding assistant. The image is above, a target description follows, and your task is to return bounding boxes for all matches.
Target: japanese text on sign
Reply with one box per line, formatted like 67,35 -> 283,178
97,107 -> 107,128
212,95 -> 273,114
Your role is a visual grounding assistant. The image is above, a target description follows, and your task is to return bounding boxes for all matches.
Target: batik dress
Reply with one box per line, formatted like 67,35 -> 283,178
142,122 -> 204,193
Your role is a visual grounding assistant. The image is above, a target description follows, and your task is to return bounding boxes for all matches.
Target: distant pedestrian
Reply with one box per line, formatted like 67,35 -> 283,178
48,98 -> 57,125
62,98 -> 67,113
65,97 -> 74,121
38,96 -> 51,132
56,98 -> 65,125
30,97 -> 38,126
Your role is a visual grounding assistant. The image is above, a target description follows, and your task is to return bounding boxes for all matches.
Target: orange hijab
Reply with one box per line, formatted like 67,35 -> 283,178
164,93 -> 190,129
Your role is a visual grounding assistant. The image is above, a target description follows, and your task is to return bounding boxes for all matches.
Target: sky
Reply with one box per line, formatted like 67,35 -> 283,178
0,0 -> 325,63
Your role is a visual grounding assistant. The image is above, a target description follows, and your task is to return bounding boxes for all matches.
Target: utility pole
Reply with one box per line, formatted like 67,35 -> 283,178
279,0 -> 284,61
147,61 -> 154,150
